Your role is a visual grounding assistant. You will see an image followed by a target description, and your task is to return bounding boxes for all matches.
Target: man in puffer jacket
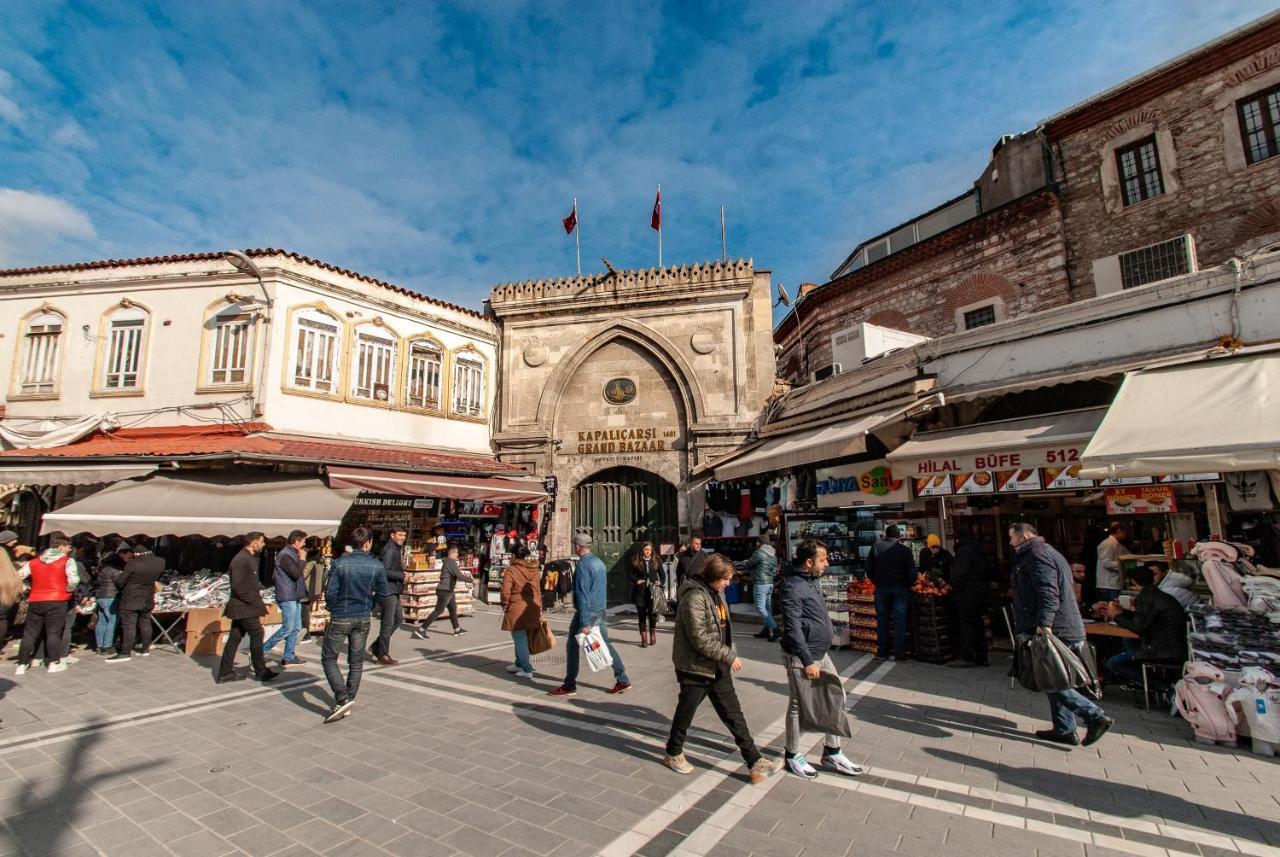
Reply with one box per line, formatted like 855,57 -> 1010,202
1009,522 -> 1113,748
735,537 -> 780,641
778,540 -> 863,780
663,554 -> 781,785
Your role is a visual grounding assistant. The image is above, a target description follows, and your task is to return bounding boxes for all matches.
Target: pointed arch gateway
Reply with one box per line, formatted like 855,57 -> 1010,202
573,467 -> 678,605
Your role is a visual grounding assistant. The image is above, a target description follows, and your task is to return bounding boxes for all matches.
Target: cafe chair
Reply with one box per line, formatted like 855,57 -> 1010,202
1141,662 -> 1183,712
1001,606 -> 1017,688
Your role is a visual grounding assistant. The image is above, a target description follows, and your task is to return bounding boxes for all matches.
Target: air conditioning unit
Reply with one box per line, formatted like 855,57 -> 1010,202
811,363 -> 842,383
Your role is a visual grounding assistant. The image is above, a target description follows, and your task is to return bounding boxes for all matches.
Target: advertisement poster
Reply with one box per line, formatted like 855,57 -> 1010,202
914,475 -> 952,496
1042,465 -> 1095,490
996,469 -> 1042,492
953,472 -> 995,495
816,460 -> 911,508
1105,485 -> 1177,515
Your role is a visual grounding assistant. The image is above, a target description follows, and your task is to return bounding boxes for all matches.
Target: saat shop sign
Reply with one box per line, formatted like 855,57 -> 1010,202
816,460 -> 911,508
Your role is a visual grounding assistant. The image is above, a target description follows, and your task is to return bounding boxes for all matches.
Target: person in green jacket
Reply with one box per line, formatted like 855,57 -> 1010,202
663,553 -> 782,785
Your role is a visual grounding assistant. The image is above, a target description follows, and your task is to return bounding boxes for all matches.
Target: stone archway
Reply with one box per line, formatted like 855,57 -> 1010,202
572,467 -> 678,605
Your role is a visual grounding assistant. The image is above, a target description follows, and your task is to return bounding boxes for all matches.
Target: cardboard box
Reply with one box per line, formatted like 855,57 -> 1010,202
186,604 -> 282,656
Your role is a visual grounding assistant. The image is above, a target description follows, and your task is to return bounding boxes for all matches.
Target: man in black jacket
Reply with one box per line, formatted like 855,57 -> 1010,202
948,534 -> 990,668
217,532 -> 278,684
1009,523 -> 1112,747
865,526 -> 914,661
371,528 -> 406,666
107,540 -> 166,663
779,539 -> 863,780
676,535 -> 705,586
1101,563 -> 1186,684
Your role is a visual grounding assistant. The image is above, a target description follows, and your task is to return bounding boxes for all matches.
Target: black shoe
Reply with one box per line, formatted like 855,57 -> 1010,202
768,629 -> 782,643
640,639 -> 648,648
1034,728 -> 1080,746
216,673 -> 245,684
105,654 -> 132,663
324,700 -> 355,723
281,657 -> 306,666
753,629 -> 770,639
454,628 -> 468,636
257,669 -> 280,683
947,661 -> 977,669
1082,716 -> 1114,747
411,626 -> 429,640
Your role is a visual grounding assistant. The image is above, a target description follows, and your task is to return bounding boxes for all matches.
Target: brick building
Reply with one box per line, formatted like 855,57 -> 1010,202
777,10 -> 1280,386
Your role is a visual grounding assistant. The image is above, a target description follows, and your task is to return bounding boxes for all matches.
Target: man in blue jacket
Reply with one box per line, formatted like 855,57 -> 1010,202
1009,522 -> 1113,747
264,530 -> 308,667
322,527 -> 388,723
549,532 -> 631,697
779,539 -> 864,780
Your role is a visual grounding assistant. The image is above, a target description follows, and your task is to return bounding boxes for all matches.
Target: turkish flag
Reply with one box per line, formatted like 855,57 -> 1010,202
650,188 -> 661,231
562,204 -> 577,234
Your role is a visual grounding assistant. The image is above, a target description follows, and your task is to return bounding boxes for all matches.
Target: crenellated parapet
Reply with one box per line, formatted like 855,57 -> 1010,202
489,258 -> 754,311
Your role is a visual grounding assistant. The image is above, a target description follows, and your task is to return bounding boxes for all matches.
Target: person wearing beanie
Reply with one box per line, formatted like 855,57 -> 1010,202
918,534 -> 953,582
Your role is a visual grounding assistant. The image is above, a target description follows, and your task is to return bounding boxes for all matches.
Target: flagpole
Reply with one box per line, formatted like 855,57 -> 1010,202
657,183 -> 663,268
573,197 -> 581,277
720,204 -> 727,261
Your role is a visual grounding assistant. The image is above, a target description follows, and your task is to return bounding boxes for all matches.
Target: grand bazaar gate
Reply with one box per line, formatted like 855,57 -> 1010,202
571,467 -> 678,605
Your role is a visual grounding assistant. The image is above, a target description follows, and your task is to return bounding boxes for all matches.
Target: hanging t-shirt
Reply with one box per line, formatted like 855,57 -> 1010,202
1225,471 -> 1275,511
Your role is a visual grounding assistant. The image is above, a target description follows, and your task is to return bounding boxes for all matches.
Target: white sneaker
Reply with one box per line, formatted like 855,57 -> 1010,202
786,754 -> 818,779
15,664 -> 27,676
64,656 -> 80,664
821,751 -> 865,777
47,661 -> 67,673
506,664 -> 520,673
515,670 -> 534,679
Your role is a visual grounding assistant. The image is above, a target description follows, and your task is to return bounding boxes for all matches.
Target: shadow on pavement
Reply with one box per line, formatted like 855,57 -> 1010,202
925,747 -> 1280,845
854,698 -> 1047,745
5,719 -> 164,855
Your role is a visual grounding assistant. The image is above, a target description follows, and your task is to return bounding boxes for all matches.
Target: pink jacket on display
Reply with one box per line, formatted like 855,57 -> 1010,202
1192,542 -> 1247,609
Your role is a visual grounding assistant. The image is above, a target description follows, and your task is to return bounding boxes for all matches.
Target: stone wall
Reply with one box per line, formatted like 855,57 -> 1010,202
776,191 -> 1069,382
1053,40 -> 1280,299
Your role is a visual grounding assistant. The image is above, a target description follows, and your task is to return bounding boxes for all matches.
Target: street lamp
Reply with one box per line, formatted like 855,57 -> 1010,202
222,250 -> 273,418
222,250 -> 272,309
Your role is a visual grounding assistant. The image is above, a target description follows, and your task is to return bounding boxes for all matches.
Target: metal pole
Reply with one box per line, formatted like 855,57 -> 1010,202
657,184 -> 663,268
573,198 -> 581,277
720,204 -> 726,261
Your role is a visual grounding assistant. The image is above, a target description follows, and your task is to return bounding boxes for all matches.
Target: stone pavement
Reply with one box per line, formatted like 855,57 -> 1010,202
0,605 -> 1277,857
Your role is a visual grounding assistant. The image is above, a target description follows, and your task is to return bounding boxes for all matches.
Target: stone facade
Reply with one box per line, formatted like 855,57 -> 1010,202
1049,23 -> 1280,299
776,191 -> 1069,382
489,259 -> 776,556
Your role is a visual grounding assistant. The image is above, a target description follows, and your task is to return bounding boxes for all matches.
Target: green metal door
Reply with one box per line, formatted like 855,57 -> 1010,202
572,467 -> 678,605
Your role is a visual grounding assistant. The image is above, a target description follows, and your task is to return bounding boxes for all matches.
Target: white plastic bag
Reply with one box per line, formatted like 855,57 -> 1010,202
577,626 -> 614,672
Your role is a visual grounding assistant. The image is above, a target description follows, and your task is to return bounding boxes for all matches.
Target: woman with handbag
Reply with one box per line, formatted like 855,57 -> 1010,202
632,542 -> 665,648
500,543 -> 544,679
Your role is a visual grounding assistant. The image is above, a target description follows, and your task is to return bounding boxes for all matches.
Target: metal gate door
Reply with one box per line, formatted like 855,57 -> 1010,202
572,467 -> 678,605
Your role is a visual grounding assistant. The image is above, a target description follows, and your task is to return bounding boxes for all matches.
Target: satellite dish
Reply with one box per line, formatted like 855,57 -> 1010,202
775,282 -> 792,307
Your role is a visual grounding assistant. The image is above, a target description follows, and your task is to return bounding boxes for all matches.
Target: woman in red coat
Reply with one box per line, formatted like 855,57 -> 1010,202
500,543 -> 543,679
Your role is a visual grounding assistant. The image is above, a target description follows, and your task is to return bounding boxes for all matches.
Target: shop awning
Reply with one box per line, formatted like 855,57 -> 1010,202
0,463 -> 157,486
40,474 -> 359,538
1079,350 -> 1280,478
326,466 -> 548,503
887,408 -> 1107,477
714,402 -> 924,482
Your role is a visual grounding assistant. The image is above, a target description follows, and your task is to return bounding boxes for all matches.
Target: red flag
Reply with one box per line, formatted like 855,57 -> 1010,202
562,203 -> 577,235
651,187 -> 661,231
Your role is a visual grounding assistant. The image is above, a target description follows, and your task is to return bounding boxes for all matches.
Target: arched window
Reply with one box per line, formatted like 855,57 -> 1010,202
290,307 -> 342,394
16,309 -> 64,396
405,338 -> 443,410
451,349 -> 486,418
204,303 -> 256,387
351,324 -> 397,403
100,304 -> 149,391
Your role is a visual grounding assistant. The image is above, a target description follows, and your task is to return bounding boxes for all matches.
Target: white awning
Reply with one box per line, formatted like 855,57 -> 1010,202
0,463 -> 157,486
714,402 -> 923,482
41,474 -> 359,538
887,408 -> 1106,478
1079,350 -> 1280,478
326,466 -> 548,503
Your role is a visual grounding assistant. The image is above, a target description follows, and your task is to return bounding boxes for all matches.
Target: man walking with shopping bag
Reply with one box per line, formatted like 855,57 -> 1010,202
779,539 -> 863,779
549,533 -> 631,697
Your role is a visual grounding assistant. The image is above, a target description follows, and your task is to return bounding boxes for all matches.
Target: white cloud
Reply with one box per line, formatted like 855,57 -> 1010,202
0,188 -> 96,265
51,119 -> 95,149
0,95 -> 20,125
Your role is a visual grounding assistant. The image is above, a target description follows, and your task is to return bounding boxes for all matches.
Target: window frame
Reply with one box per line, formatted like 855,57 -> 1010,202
1114,135 -> 1165,206
349,322 -> 399,406
92,302 -> 151,397
962,305 -> 998,330
403,336 -> 446,413
449,347 -> 487,420
1236,82 -> 1280,166
10,307 -> 67,400
286,305 -> 345,398
198,302 -> 258,392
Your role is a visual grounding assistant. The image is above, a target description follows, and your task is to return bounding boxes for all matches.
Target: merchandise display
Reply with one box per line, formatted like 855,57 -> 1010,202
848,578 -> 878,655
400,550 -> 477,623
1189,608 -> 1280,670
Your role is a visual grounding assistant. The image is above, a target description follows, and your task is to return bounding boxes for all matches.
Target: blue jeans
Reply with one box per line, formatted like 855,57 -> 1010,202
264,600 -> 302,661
754,583 -> 778,632
564,614 -> 628,690
511,630 -> 532,673
321,617 -> 370,705
95,596 -> 118,650
1047,688 -> 1106,734
1106,649 -> 1141,683
875,587 -> 909,658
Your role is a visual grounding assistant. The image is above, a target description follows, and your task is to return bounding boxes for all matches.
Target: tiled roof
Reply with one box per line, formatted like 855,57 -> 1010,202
0,248 -> 485,320
0,423 -> 522,475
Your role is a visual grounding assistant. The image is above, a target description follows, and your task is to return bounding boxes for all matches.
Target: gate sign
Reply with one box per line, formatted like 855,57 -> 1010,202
816,460 -> 911,508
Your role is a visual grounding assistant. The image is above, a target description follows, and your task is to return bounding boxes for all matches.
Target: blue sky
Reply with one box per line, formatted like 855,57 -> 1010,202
0,1 -> 1275,315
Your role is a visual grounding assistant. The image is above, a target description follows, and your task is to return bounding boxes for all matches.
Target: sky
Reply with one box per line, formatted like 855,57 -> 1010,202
0,1 -> 1276,317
